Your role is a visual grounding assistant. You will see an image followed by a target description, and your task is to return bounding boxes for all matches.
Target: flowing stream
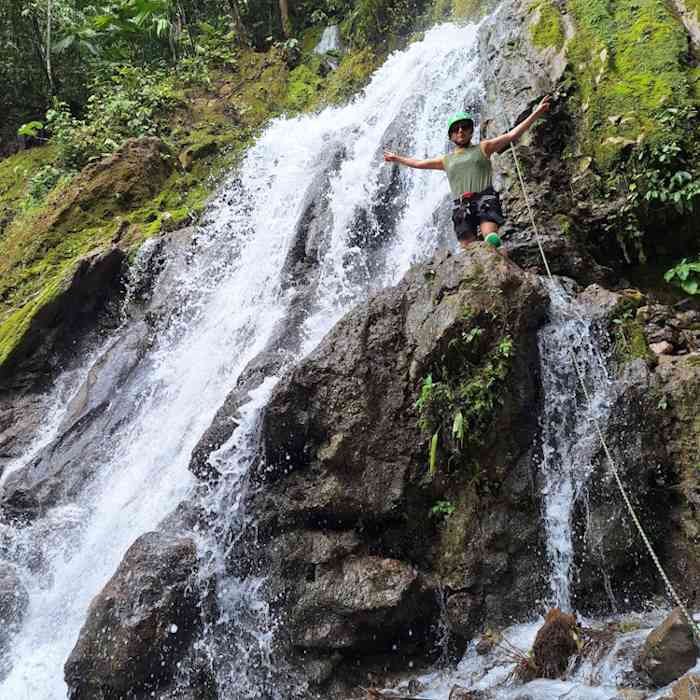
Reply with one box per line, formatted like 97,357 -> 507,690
0,22 -> 483,699
537,282 -> 614,612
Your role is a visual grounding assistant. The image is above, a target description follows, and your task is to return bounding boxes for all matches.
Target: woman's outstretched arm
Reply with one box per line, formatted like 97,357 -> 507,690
383,149 -> 445,170
480,95 -> 551,158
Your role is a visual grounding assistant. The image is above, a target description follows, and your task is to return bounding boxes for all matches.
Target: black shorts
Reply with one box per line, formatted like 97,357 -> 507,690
451,187 -> 505,241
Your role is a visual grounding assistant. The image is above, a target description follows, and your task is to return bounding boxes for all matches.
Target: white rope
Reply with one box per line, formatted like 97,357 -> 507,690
488,75 -> 700,639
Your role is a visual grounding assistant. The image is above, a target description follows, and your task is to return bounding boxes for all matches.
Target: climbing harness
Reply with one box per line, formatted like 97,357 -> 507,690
488,76 -> 700,641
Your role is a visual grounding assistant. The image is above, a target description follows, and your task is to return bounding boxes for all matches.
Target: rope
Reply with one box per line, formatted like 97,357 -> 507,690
487,73 -> 700,640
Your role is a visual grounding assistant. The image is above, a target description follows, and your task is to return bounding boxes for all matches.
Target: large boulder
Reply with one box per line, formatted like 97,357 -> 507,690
64,531 -> 201,699
634,608 -> 698,687
290,555 -> 433,651
240,246 -> 548,694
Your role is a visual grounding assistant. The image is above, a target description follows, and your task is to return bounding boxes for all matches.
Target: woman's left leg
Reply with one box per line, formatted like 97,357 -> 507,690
480,221 -> 508,257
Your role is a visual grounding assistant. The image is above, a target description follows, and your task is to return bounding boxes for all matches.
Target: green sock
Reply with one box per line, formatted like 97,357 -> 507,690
484,232 -> 502,248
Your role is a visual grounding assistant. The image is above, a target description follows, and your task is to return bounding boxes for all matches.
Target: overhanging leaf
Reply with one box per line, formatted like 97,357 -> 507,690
429,431 -> 439,476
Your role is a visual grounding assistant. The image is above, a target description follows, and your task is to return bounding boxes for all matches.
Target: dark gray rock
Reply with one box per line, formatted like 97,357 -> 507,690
571,359 -> 673,613
0,560 -> 29,643
64,530 -> 201,699
290,555 -> 434,651
634,608 -> 698,687
238,246 -> 548,694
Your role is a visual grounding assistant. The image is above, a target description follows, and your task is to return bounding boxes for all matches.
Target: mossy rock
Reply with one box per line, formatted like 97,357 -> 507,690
565,0 -> 695,167
529,0 -> 565,50
0,138 -> 172,370
0,146 -> 57,238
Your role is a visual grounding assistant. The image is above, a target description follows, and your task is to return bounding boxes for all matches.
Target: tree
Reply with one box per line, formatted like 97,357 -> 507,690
279,0 -> 290,36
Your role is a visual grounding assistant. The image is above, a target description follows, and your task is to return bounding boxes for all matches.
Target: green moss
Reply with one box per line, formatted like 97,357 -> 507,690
684,0 -> 700,19
566,0 -> 693,167
0,267 -> 70,366
613,319 -> 654,364
323,48 -> 378,104
529,0 -> 565,50
0,146 -> 57,238
285,62 -> 324,112
554,214 -> 574,236
431,0 -> 491,20
300,26 -> 324,54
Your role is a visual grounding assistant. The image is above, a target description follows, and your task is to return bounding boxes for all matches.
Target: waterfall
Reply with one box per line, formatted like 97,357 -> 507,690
0,22 -> 484,698
537,282 -> 614,611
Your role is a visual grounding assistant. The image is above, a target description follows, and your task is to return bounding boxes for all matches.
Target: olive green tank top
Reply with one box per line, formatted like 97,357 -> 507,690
443,145 -> 493,198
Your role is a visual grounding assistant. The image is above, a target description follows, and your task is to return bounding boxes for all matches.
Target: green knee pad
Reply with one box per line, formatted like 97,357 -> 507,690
484,232 -> 502,248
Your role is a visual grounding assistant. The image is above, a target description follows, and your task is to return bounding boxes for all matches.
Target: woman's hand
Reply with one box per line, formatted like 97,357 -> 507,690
535,95 -> 551,116
383,149 -> 398,162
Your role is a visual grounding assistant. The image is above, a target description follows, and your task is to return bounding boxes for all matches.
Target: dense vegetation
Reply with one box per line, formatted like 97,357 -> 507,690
0,0 -> 439,154
0,0 -> 698,372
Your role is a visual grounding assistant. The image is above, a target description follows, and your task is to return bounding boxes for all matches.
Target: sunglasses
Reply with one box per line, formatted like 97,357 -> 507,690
452,122 -> 473,133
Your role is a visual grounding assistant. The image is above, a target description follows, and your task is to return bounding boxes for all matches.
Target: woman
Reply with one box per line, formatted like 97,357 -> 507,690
383,96 -> 550,250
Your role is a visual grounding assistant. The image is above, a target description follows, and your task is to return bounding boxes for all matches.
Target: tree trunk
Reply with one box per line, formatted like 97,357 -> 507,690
226,0 -> 248,44
46,0 -> 54,97
278,0 -> 291,37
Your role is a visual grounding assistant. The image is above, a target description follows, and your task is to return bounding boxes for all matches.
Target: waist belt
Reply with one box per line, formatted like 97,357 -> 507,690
453,187 -> 497,205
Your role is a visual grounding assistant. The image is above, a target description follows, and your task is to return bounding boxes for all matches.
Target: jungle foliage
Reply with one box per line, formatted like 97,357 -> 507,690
1,0 -> 408,153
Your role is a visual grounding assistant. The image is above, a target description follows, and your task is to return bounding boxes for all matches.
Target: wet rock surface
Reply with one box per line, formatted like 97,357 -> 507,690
0,227 -> 196,520
0,560 -> 29,654
64,530 -> 201,699
571,359 -> 673,613
240,246 -> 548,693
634,608 -> 698,687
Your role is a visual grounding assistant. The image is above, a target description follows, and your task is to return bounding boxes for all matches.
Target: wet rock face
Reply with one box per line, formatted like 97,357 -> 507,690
655,353 -> 700,600
0,228 -> 196,521
0,561 -> 29,653
243,246 -> 548,693
290,556 -> 433,651
570,358 -> 673,614
634,608 -> 698,687
64,531 -> 201,699
0,243 -> 126,424
478,0 -> 614,284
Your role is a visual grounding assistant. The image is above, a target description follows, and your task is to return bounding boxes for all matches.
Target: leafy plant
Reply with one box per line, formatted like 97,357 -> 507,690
606,105 -> 700,262
17,121 -> 45,138
46,64 -> 177,169
429,499 -> 456,519
415,325 -> 513,477
24,164 -> 67,208
664,258 -> 700,295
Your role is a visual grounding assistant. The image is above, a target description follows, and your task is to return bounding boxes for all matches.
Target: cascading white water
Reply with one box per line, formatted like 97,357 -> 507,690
0,22 -> 483,699
537,282 -> 614,611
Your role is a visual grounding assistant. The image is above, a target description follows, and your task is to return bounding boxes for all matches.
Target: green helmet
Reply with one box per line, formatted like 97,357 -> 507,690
447,111 -> 475,136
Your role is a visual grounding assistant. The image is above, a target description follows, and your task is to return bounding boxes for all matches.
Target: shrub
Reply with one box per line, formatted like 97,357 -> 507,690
665,258 -> 700,295
46,65 -> 178,169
